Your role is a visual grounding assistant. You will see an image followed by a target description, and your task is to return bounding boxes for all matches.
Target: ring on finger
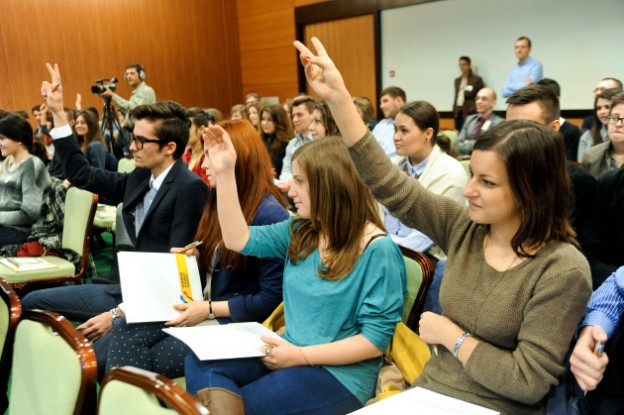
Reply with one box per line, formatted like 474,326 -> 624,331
264,346 -> 273,356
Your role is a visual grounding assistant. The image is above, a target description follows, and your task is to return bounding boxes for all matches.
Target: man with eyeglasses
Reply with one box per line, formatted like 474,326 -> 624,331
21,63 -> 210,379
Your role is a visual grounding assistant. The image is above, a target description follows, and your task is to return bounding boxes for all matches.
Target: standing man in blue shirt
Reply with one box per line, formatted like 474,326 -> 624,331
502,36 -> 543,98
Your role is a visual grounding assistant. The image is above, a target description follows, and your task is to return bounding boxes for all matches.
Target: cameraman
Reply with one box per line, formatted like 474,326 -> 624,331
99,63 -> 156,122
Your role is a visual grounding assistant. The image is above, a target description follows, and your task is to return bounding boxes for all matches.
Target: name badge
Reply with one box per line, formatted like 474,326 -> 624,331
465,85 -> 474,92
481,120 -> 492,131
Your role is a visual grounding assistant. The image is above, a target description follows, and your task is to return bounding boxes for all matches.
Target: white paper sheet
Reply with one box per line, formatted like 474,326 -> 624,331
163,322 -> 282,360
118,252 -> 203,323
349,387 -> 500,414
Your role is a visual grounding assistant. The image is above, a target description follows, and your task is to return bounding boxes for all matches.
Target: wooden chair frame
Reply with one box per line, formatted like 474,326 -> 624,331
0,279 -> 21,413
16,192 -> 98,296
99,366 -> 209,415
398,245 -> 434,332
14,310 -> 98,415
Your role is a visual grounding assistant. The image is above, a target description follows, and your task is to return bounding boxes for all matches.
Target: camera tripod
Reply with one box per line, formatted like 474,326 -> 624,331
101,97 -> 129,159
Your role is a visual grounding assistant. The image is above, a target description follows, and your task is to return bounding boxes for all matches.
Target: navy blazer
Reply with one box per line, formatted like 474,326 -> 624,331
54,134 -> 210,253
211,195 -> 289,322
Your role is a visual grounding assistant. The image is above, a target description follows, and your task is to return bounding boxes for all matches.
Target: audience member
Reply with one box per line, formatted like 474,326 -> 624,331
295,37 -> 591,414
582,92 -> 624,177
206,108 -> 224,123
309,100 -> 339,139
582,158 -> 624,288
277,96 -> 314,184
453,56 -> 484,131
247,102 -> 262,130
185,130 -> 405,414
259,104 -> 293,177
230,104 -> 249,121
372,86 -> 406,158
0,113 -> 52,248
105,120 -> 289,378
182,107 -> 211,186
282,98 -> 294,117
502,36 -> 543,98
455,87 -> 503,156
538,78 -> 582,161
384,100 -> 467,257
21,63 -> 210,377
245,92 -> 260,107
506,84 -> 595,243
99,63 -> 156,125
578,88 -> 622,161
75,109 -> 118,171
353,96 -> 377,131
570,266 -> 624,414
583,78 -> 623,131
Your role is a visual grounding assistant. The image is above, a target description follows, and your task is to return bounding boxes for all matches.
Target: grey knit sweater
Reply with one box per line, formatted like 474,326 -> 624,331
0,155 -> 51,233
349,131 -> 592,415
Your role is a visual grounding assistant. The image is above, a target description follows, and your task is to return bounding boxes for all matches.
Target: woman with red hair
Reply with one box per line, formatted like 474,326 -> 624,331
103,120 -> 289,379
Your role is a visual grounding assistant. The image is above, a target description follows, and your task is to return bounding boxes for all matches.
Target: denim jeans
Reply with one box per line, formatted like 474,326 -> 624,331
185,354 -> 362,415
0,225 -> 28,247
423,259 -> 446,315
20,284 -> 122,321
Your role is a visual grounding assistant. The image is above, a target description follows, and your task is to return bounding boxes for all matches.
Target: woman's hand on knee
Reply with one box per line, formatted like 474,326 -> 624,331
259,336 -> 305,370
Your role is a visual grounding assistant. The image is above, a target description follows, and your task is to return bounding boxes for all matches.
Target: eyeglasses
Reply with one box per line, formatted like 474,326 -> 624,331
606,115 -> 624,125
129,133 -> 165,150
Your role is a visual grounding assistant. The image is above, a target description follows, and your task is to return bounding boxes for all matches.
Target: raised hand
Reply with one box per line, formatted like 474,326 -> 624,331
42,63 -> 64,114
293,37 -> 347,103
203,124 -> 237,176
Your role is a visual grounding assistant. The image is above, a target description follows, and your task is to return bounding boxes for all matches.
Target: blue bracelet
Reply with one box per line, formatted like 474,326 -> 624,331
453,332 -> 472,358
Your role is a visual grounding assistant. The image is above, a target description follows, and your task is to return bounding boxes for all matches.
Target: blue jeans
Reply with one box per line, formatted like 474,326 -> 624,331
185,354 -> 362,415
20,284 -> 122,321
0,225 -> 28,247
423,259 -> 446,315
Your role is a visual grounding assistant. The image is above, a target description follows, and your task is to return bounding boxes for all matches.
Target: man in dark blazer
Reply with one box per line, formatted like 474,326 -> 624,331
453,56 -> 484,131
22,64 -> 210,375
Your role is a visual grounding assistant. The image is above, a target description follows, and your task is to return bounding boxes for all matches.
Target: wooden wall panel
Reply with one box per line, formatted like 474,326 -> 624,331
0,0 -> 241,121
303,15 -> 376,103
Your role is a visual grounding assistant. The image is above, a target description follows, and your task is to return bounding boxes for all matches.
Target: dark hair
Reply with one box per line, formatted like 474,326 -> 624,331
292,96 -> 316,115
260,104 -> 294,157
129,101 -> 190,159
353,96 -> 374,124
436,132 -> 458,158
0,114 -> 34,149
126,63 -> 145,77
311,100 -> 339,137
187,107 -> 210,128
14,110 -> 29,120
31,105 -> 41,114
380,86 -> 406,102
609,91 -> 624,115
590,88 -> 623,145
474,120 -> 577,256
459,56 -> 471,65
506,84 -> 560,124
537,78 -> 561,98
602,77 -> 623,89
205,108 -> 223,123
76,109 -> 106,148
64,107 -> 76,123
85,107 -> 99,120
516,36 -> 532,48
398,100 -> 439,144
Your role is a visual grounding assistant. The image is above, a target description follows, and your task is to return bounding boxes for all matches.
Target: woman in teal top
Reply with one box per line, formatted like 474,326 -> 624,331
184,133 -> 405,415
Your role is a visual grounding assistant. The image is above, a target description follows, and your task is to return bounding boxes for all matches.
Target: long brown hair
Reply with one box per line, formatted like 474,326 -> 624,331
474,120 -> 578,256
195,120 -> 287,269
287,137 -> 384,280
76,109 -> 106,149
260,105 -> 293,158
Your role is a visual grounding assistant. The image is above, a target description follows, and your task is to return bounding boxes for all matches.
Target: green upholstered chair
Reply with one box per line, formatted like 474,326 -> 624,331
117,157 -> 136,174
8,309 -> 97,415
0,279 -> 21,413
0,187 -> 98,295
99,366 -> 208,415
398,246 -> 434,332
460,159 -> 471,177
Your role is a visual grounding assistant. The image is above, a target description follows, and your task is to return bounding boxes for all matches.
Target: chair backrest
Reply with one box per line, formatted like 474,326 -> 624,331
61,187 -> 98,277
117,157 -> 136,173
398,246 -> 434,332
0,279 -> 21,413
8,310 -> 97,415
460,159 -> 471,177
99,366 -> 208,415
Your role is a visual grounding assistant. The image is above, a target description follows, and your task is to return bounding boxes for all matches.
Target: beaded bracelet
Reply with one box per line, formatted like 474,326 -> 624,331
453,332 -> 472,358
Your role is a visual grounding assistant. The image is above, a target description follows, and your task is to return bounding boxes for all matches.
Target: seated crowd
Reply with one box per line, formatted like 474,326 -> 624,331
0,35 -> 623,415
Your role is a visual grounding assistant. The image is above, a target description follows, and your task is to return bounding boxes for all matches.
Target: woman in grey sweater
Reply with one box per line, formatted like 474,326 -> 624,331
294,38 -> 591,414
0,113 -> 51,247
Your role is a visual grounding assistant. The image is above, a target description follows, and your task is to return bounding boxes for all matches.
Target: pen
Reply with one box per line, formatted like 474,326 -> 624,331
51,82 -> 61,92
6,258 -> 21,268
583,341 -> 604,397
182,241 -> 203,251
432,344 -> 439,357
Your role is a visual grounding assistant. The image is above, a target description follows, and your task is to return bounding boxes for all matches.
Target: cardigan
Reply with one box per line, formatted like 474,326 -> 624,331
348,131 -> 592,414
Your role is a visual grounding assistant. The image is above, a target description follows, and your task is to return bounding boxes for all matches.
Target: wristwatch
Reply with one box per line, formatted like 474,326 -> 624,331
110,307 -> 122,322
208,299 -> 215,320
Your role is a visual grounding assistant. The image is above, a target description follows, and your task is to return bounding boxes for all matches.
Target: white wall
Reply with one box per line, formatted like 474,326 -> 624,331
381,0 -> 624,111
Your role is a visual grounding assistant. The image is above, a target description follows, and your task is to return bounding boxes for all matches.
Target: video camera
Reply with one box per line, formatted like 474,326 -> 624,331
91,78 -> 118,94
